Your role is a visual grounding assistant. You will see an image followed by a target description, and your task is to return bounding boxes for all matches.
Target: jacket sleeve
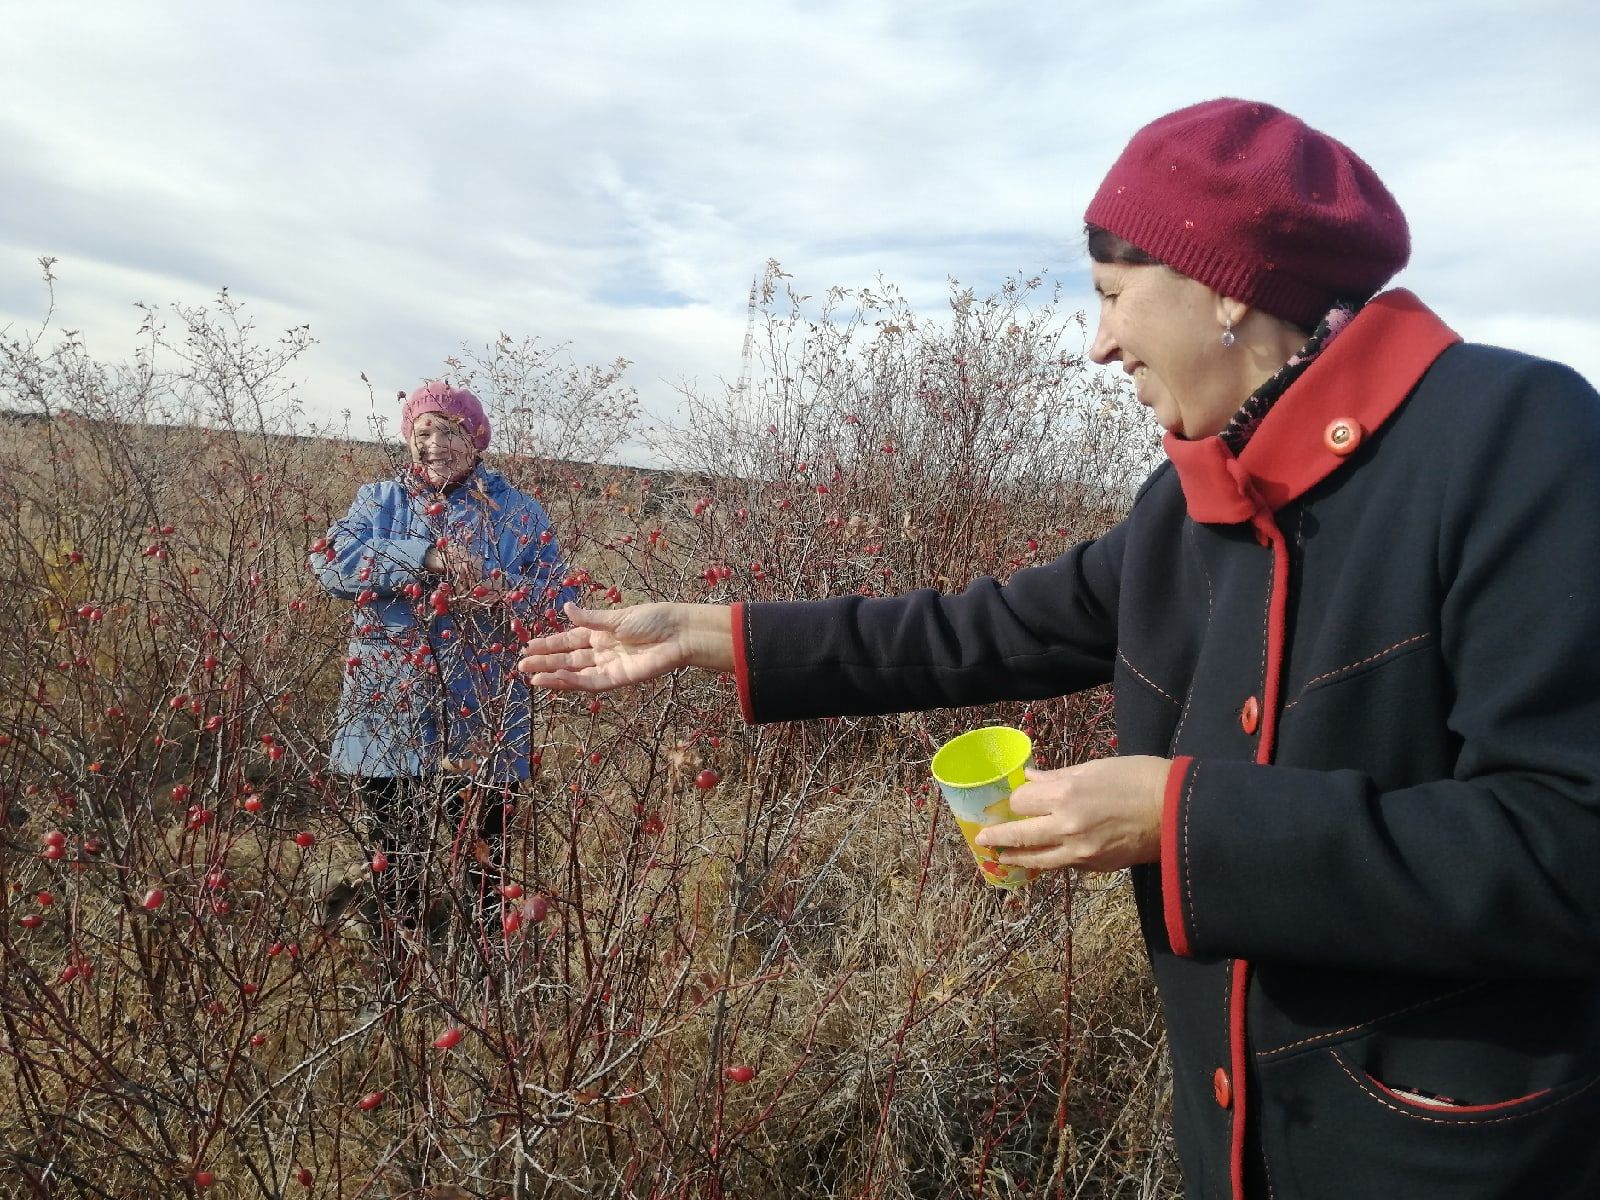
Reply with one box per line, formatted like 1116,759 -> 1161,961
312,482 -> 435,600
736,517 -> 1128,723
1164,359 -> 1600,976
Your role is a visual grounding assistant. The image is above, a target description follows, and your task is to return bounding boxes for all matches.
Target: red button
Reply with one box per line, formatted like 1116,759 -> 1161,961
1213,1067 -> 1233,1109
1324,418 -> 1363,456
1240,695 -> 1260,735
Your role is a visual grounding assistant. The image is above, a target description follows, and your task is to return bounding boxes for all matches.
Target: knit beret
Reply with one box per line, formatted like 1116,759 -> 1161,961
400,381 -> 491,452
1084,98 -> 1410,330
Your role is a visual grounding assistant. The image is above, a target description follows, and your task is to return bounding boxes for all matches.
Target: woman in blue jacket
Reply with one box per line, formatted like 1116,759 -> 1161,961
314,381 -> 575,934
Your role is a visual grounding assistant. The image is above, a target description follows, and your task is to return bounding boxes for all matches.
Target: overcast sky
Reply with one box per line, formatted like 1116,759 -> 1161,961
6,1 -> 1598,461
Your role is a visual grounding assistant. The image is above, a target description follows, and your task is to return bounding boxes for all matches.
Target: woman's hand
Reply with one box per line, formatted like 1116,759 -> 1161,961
423,544 -> 507,604
517,603 -> 735,691
974,755 -> 1170,873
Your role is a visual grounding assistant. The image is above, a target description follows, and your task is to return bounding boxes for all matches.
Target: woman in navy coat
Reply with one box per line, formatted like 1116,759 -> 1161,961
516,101 -> 1600,1197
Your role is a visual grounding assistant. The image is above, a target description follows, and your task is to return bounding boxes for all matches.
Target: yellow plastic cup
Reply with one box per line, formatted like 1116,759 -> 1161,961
930,725 -> 1038,889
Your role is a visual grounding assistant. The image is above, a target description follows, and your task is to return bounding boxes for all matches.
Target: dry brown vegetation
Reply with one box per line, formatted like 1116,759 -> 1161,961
0,261 -> 1179,1198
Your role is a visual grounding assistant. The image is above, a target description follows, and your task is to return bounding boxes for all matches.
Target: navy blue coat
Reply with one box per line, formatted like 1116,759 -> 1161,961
731,293 -> 1600,1198
314,463 -> 576,781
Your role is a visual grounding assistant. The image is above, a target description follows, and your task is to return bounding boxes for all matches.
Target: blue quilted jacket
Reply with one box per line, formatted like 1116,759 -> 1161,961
313,462 -> 577,780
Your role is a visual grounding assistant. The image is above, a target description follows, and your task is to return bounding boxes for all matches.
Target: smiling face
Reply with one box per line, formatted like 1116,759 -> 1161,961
1089,261 -> 1245,440
408,410 -> 477,487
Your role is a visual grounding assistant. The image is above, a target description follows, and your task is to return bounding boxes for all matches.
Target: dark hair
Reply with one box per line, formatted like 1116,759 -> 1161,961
1084,222 -> 1317,334
1085,223 -> 1164,267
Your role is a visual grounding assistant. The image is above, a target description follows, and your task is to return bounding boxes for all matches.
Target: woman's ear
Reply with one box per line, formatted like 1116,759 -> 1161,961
1215,294 -> 1250,331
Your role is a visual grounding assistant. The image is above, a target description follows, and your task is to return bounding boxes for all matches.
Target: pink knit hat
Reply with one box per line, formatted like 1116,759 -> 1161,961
400,381 -> 491,452
1084,99 -> 1410,329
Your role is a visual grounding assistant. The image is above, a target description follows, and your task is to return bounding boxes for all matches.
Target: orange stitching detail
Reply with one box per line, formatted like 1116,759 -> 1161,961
1284,633 -> 1434,711
1330,1050 -> 1600,1126
1117,652 -> 1177,705
1256,982 -> 1486,1058
1222,949 -> 1233,1044
1167,525 -> 1212,753
1183,763 -> 1198,949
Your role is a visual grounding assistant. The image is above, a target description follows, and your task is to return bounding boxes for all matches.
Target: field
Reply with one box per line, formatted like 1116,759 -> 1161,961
0,265 -> 1181,1198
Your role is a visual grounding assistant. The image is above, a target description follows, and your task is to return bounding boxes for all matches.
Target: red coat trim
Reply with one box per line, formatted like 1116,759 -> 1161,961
1251,513 -> 1290,767
1161,756 -> 1196,957
1165,290 -> 1462,521
731,603 -> 755,724
1366,1076 -> 1552,1115
1228,958 -> 1252,1199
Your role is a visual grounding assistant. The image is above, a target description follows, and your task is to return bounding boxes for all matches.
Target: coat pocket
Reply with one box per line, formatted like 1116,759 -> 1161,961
1253,1039 -> 1600,1197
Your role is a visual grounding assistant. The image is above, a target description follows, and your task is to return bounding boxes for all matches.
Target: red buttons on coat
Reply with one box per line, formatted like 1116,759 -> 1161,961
1213,1067 -> 1233,1109
1323,418 -> 1364,456
1239,695 -> 1261,735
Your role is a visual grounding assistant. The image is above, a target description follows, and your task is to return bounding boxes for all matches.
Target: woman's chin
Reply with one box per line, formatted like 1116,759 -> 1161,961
417,463 -> 467,487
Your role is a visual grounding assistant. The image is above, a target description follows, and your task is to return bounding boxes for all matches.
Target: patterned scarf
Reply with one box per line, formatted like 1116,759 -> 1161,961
1220,303 -> 1359,453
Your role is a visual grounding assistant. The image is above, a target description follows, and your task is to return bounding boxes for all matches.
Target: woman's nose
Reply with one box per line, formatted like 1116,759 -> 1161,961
1088,319 -> 1119,366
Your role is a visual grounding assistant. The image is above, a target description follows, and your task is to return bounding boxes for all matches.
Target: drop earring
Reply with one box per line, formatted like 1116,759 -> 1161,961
1220,320 -> 1236,348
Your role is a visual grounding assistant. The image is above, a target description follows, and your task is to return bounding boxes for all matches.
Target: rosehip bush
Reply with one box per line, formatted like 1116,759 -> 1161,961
0,261 -> 1175,1198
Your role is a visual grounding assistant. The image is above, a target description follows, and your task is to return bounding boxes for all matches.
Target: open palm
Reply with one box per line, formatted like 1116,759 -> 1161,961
517,603 -> 715,691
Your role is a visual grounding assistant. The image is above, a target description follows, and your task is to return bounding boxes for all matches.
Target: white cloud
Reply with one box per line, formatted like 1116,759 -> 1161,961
4,0 -> 1598,459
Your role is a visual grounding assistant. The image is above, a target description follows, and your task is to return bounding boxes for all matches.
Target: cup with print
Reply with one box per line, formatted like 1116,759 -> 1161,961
930,725 -> 1039,889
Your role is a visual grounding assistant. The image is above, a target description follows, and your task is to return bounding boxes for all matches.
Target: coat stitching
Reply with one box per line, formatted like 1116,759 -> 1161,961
1330,1050 -> 1600,1125
744,609 -> 758,715
1170,685 -> 1196,752
1118,652 -> 1178,705
1282,633 -> 1435,711
1167,524 -> 1212,752
1222,950 -> 1233,1051
1255,982 -> 1487,1058
1183,763 -> 1199,950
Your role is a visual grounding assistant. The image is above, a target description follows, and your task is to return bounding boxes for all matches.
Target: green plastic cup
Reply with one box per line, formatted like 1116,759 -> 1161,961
930,725 -> 1038,888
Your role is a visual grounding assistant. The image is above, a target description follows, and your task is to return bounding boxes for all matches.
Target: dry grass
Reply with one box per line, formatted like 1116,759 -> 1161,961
0,267 -> 1179,1198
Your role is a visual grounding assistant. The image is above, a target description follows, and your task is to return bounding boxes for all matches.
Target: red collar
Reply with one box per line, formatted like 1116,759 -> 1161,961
1164,290 -> 1461,524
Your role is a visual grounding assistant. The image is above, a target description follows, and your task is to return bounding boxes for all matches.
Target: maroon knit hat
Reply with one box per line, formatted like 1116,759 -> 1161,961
1084,98 -> 1410,330
400,381 -> 491,452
